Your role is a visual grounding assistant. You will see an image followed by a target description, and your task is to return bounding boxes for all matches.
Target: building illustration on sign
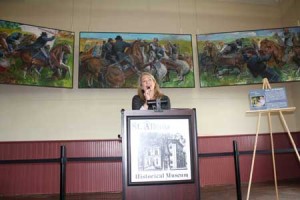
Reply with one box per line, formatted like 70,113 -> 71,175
139,133 -> 187,171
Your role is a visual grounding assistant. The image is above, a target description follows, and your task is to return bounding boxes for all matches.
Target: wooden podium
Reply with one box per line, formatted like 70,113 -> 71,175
121,109 -> 200,200
246,78 -> 299,200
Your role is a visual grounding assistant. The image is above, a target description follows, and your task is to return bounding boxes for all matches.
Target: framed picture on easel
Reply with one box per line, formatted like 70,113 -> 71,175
249,87 -> 288,110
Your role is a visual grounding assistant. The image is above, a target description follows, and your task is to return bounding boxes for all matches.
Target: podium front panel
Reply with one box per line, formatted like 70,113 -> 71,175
121,109 -> 200,200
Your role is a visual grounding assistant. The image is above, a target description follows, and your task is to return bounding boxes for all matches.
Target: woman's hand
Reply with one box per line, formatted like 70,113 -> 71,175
144,87 -> 151,100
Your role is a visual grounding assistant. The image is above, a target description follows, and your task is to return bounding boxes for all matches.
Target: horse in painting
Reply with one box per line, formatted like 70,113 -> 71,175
17,43 -> 72,79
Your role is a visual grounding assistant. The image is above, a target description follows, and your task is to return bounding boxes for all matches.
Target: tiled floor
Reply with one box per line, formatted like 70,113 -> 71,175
1,180 -> 299,200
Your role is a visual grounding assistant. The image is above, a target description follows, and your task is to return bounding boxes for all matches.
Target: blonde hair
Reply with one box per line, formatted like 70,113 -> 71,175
137,72 -> 163,101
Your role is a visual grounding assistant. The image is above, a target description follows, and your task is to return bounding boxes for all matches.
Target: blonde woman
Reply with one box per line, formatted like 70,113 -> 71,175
132,72 -> 171,110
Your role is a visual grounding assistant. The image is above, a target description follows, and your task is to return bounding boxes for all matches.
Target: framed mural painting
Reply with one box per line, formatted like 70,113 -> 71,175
0,19 -> 74,88
79,32 -> 194,88
197,26 -> 300,87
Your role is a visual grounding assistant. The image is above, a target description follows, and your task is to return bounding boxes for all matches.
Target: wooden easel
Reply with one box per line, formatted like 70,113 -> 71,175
245,78 -> 299,200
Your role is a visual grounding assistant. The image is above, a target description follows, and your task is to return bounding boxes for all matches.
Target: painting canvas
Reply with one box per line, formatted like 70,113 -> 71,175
197,26 -> 300,87
0,20 -> 74,88
79,32 -> 194,88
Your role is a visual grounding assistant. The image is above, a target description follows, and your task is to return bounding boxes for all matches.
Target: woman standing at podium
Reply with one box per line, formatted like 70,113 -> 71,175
132,72 -> 171,110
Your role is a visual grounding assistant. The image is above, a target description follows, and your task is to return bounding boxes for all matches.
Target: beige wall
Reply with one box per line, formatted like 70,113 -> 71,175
0,0 -> 299,141
280,0 -> 300,26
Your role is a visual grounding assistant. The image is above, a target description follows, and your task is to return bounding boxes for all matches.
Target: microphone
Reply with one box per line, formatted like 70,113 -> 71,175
142,87 -> 150,94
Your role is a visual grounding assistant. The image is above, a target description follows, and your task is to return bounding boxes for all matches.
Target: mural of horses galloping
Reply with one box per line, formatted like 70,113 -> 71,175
79,39 -> 147,88
79,57 -> 109,88
17,43 -> 72,80
105,39 -> 148,87
79,32 -> 194,88
197,26 -> 300,87
259,39 -> 285,66
0,19 -> 74,88
0,32 -> 9,54
160,58 -> 190,82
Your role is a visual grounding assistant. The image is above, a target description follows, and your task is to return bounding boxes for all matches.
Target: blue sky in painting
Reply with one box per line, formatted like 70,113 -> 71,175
197,27 -> 300,41
80,32 -> 191,41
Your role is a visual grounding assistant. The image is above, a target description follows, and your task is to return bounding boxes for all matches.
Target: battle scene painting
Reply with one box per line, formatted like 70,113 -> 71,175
79,32 -> 194,88
197,26 -> 300,87
0,20 -> 74,88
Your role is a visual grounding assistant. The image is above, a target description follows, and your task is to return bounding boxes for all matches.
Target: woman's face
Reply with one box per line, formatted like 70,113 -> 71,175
141,74 -> 155,91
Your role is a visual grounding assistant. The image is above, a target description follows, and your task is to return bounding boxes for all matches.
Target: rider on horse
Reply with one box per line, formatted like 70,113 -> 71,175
113,35 -> 134,71
149,38 -> 165,61
242,47 -> 280,82
220,38 -> 243,55
101,38 -> 116,64
19,32 -> 55,61
6,32 -> 22,53
168,41 -> 178,61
